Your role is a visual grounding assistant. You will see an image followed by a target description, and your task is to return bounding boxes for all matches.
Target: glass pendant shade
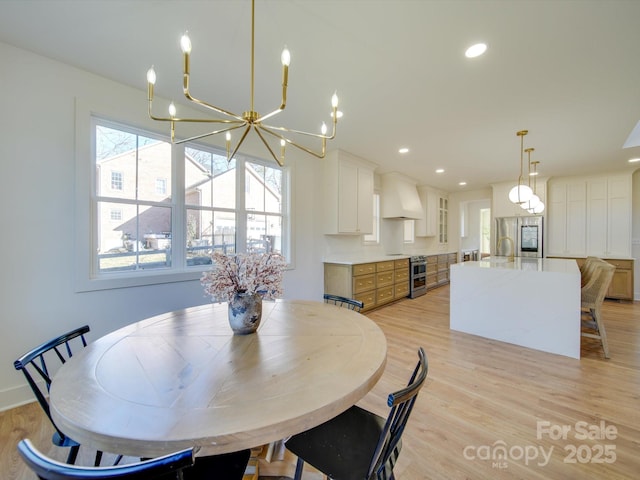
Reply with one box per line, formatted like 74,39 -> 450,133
532,202 -> 545,214
509,184 -> 533,204
522,194 -> 541,210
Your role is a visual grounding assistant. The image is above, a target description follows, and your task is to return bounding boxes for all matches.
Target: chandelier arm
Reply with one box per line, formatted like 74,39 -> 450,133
227,125 -> 254,162
259,126 -> 326,159
254,127 -> 285,167
261,118 -> 337,141
257,106 -> 284,124
183,88 -> 246,122
173,123 -> 248,145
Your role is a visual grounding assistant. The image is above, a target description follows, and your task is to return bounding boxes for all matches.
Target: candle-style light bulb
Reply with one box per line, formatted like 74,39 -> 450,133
321,122 -> 328,135
180,33 -> 192,54
331,92 -> 339,108
146,66 -> 156,85
169,102 -> 176,118
281,47 -> 291,67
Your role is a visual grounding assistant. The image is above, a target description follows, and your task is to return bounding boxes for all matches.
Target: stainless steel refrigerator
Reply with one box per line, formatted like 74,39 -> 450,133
494,216 -> 543,258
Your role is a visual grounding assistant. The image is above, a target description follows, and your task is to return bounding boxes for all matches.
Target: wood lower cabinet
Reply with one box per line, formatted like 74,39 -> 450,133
426,253 -> 457,291
324,258 -> 410,312
552,256 -> 634,301
394,258 -> 410,299
604,259 -> 634,300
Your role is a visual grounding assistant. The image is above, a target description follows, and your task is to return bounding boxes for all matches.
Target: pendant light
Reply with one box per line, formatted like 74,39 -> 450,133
508,130 -> 533,204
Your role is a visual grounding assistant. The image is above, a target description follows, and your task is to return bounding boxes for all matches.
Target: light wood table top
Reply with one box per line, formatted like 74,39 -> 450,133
50,300 -> 387,458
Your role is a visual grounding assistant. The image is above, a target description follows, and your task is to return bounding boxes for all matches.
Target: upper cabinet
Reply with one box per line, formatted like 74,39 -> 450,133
415,186 -> 448,240
586,176 -> 632,258
324,150 -> 377,235
547,180 -> 587,256
547,174 -> 631,258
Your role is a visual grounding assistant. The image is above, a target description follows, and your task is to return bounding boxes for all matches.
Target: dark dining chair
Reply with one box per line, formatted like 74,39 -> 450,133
285,347 -> 428,480
13,325 -> 114,466
323,294 -> 364,312
18,438 -> 195,479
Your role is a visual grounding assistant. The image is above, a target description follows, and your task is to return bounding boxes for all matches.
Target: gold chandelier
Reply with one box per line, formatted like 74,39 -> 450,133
146,0 -> 339,166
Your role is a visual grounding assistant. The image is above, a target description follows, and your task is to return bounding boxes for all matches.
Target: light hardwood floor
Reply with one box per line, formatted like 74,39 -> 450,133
2,286 -> 639,479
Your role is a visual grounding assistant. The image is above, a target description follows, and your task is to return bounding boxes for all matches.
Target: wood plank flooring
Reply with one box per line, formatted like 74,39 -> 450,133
2,286 -> 639,479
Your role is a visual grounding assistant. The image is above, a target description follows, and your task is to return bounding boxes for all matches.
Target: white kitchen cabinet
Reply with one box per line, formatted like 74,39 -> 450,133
547,181 -> 586,256
548,174 -> 631,258
586,175 -> 631,258
324,150 -> 376,235
415,186 -> 447,238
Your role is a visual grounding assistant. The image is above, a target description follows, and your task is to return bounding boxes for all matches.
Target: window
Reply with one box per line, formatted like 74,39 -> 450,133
404,220 -> 414,243
364,193 -> 380,244
109,209 -> 122,221
480,208 -> 491,256
156,178 -> 167,195
87,117 -> 290,288
110,171 -> 123,190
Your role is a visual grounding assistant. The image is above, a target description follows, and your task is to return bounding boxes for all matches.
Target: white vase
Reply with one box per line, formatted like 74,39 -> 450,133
227,292 -> 262,335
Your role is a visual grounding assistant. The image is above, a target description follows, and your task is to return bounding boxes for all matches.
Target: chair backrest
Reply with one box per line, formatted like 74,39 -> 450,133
17,439 -> 194,480
581,260 -> 615,308
367,347 -> 428,480
14,325 -> 91,442
323,294 -> 364,312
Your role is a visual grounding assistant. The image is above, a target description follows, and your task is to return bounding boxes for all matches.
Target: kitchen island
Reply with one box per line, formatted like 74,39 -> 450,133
450,257 -> 581,359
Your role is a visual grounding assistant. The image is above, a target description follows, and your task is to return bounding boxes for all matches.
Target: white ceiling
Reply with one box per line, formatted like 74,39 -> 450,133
1,0 -> 639,192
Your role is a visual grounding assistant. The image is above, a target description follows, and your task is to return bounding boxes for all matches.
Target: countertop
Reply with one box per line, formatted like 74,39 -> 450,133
323,254 -> 411,265
453,256 -> 580,274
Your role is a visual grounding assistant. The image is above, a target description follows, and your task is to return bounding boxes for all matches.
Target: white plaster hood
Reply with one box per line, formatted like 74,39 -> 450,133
381,172 -> 423,219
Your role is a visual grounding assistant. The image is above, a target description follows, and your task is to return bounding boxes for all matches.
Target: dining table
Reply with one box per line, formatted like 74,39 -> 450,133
49,299 -> 388,459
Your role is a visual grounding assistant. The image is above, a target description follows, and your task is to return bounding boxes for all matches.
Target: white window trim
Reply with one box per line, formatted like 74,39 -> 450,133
74,97 -> 292,293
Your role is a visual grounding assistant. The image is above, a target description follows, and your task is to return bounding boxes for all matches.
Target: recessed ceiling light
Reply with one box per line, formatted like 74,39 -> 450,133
399,147 -> 409,154
465,43 -> 487,58
458,182 -> 467,186
629,158 -> 640,163
436,168 -> 445,174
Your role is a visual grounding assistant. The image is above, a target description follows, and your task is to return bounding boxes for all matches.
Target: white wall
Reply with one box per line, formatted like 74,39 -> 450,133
0,41 -> 324,410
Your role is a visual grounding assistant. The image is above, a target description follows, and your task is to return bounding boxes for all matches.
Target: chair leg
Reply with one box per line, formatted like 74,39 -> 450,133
94,450 -> 103,466
592,308 -> 610,359
66,445 -> 80,464
293,457 -> 305,480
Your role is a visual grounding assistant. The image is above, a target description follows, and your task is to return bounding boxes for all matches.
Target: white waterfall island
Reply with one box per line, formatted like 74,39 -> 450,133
450,257 -> 581,359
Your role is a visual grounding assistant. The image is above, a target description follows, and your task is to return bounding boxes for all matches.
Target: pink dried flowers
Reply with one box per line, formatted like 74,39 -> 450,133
201,251 -> 287,303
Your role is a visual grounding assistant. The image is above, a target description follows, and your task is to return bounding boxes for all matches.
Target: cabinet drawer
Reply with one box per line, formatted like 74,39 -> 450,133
376,286 -> 394,305
376,261 -> 395,272
353,274 -> 375,294
437,272 -> 448,283
376,271 -> 394,287
353,263 -> 376,276
604,259 -> 632,270
354,291 -> 376,310
395,268 -> 409,282
437,254 -> 448,264
448,253 -> 457,263
394,258 -> 409,269
427,263 -> 437,275
394,282 -> 410,298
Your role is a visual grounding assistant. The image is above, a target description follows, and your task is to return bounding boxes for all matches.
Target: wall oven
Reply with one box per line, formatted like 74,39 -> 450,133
409,255 -> 427,298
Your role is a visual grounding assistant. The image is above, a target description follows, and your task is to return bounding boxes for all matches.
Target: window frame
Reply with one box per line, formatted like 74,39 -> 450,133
75,102 -> 291,293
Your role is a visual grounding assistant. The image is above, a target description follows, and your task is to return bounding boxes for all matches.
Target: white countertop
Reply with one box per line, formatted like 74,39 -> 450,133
453,257 -> 579,274
323,253 -> 411,265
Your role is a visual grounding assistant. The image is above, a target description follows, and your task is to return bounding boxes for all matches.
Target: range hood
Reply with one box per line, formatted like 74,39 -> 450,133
381,172 -> 423,219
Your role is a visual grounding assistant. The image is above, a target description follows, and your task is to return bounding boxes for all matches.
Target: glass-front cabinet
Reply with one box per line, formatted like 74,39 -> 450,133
439,197 -> 448,244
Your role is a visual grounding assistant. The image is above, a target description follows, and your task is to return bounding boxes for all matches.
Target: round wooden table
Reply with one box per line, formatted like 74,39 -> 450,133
50,300 -> 387,458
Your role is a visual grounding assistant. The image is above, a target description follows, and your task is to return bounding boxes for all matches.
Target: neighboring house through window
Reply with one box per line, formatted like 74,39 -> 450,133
86,117 -> 290,290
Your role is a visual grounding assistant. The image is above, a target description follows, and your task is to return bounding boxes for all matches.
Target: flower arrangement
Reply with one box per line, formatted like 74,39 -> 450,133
201,251 -> 287,303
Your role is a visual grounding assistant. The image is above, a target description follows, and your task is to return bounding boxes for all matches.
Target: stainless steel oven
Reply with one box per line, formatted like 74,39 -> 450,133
409,255 -> 427,298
